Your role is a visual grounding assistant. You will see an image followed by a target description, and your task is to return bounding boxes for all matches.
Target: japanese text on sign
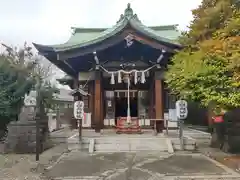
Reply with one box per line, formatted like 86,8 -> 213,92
176,100 -> 188,120
74,101 -> 84,119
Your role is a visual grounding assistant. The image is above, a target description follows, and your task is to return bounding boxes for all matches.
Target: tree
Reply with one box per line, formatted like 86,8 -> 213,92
0,44 -> 36,131
33,53 -> 59,113
0,43 -> 58,136
166,0 -> 240,110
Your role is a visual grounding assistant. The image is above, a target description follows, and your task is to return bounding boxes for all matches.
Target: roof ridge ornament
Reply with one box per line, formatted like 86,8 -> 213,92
133,13 -> 141,22
124,3 -> 133,17
117,3 -> 136,23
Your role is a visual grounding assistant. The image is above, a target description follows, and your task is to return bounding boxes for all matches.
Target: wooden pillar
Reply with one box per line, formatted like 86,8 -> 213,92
100,85 -> 104,128
88,81 -> 94,128
94,71 -> 102,132
155,71 -> 164,133
149,78 -> 155,128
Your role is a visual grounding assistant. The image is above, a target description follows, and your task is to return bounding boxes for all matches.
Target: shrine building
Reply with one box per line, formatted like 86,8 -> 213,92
33,4 -> 182,133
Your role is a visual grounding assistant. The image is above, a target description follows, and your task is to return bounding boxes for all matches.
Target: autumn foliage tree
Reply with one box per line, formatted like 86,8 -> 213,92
166,0 -> 240,110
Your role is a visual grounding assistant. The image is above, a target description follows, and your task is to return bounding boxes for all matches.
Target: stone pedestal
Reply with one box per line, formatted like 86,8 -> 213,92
3,106 -> 51,153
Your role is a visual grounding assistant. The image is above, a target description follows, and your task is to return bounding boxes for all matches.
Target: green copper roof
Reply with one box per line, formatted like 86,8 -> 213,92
36,3 -> 181,52
67,25 -> 180,45
52,17 -> 127,51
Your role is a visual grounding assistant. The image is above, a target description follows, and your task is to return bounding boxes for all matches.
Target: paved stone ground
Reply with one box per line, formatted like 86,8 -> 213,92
42,151 -> 240,180
188,127 -> 240,172
1,128 -> 240,180
0,128 -> 74,180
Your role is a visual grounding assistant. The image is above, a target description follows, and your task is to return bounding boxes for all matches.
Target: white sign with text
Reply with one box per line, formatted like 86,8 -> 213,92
74,101 -> 84,119
176,100 -> 188,120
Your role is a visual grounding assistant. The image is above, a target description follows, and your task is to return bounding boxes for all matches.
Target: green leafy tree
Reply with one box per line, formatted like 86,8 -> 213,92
0,43 -> 59,136
0,44 -> 36,130
166,0 -> 240,110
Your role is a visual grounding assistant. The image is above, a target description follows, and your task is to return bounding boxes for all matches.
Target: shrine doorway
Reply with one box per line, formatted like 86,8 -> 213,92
114,90 -> 138,124
115,97 -> 127,117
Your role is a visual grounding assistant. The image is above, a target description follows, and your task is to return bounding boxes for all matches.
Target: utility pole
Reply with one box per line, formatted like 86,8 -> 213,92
35,78 -> 41,161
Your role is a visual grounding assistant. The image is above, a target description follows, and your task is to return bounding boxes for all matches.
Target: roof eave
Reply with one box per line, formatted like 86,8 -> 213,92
33,43 -> 78,77
32,43 -> 56,53
33,21 -> 181,53
128,20 -> 182,50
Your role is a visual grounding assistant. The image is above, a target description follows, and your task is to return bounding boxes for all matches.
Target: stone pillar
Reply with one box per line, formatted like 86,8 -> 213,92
94,71 -> 102,132
155,71 -> 164,133
56,107 -> 61,130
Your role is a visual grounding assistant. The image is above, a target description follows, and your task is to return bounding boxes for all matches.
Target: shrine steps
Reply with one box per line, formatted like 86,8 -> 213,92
67,130 -> 197,153
68,137 -> 196,153
68,136 -> 169,152
94,137 -> 169,152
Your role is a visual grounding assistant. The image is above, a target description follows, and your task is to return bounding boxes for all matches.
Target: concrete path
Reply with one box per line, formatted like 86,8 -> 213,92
43,151 -> 240,180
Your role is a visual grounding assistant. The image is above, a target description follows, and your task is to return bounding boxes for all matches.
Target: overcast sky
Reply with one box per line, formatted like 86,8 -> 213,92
0,0 -> 202,46
0,0 -> 202,87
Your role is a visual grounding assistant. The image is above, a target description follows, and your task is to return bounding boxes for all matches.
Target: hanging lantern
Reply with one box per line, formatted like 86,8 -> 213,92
118,71 -> 122,83
110,73 -> 115,84
141,71 -> 146,84
134,71 -> 138,84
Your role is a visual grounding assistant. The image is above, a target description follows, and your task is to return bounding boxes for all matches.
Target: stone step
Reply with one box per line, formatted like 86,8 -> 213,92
94,137 -> 167,144
67,136 -> 197,152
94,137 -> 169,152
68,138 -> 90,144
94,144 -> 168,152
